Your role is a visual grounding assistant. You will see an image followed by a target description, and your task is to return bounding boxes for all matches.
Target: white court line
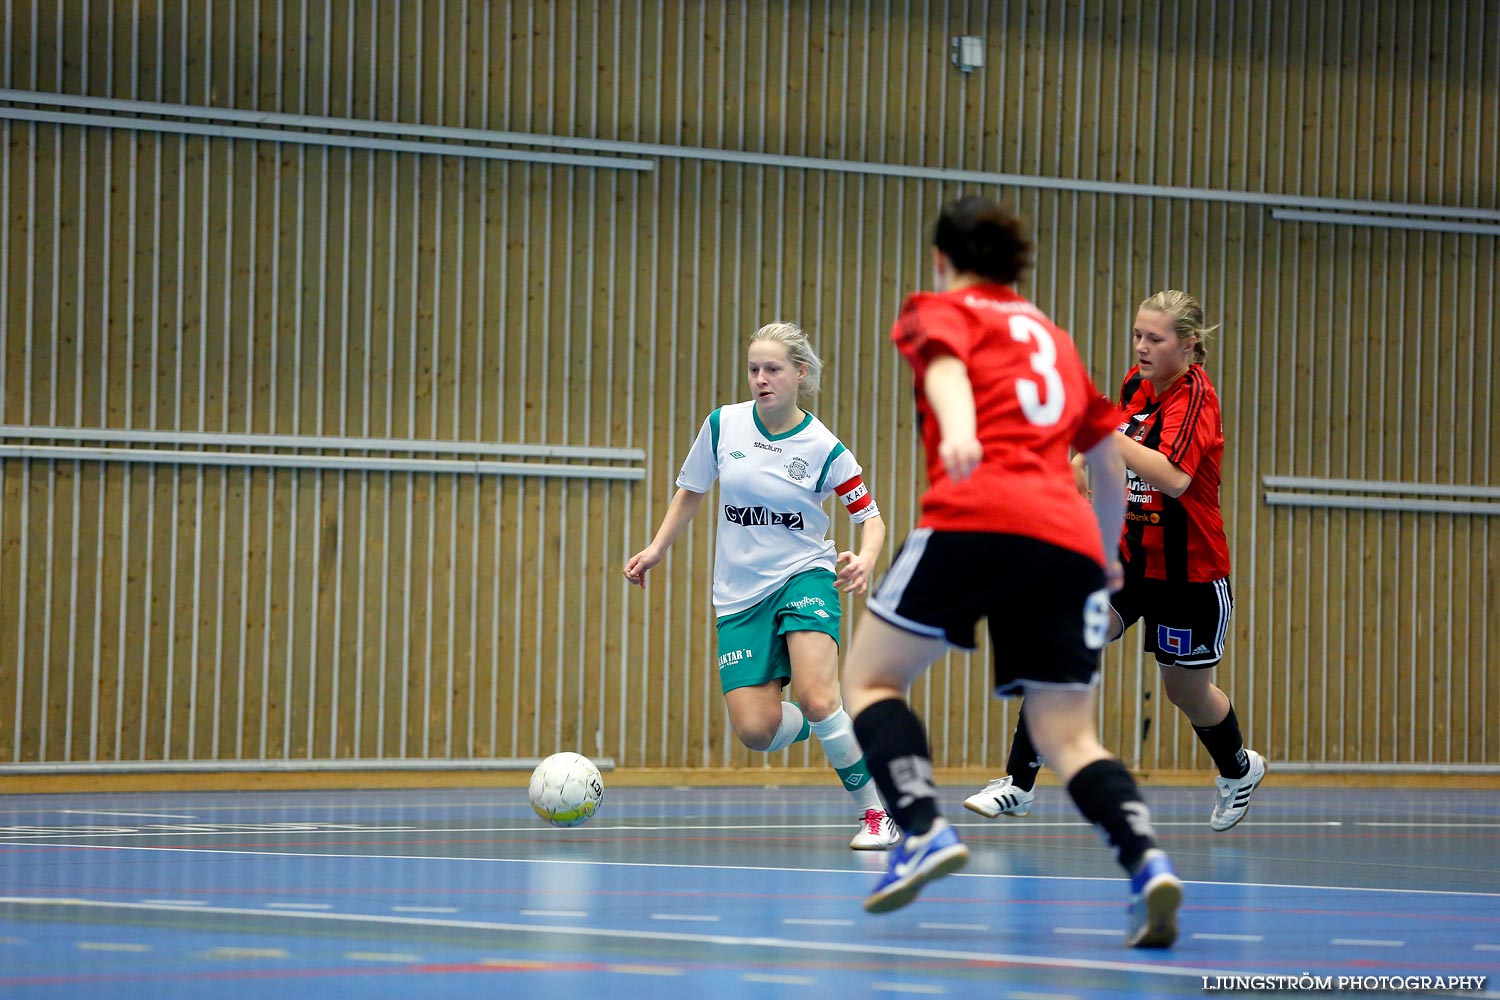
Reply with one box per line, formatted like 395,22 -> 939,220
919,922 -> 988,932
522,909 -> 588,918
346,951 -> 420,963
200,947 -> 286,959
58,810 -> 199,819
0,819 -> 1345,841
1355,822 -> 1500,828
138,899 -> 207,906
265,902 -> 333,910
1191,933 -> 1264,942
743,973 -> 816,985
651,913 -> 721,923
783,918 -> 854,927
1007,993 -> 1080,1000
1474,944 -> 1500,951
9,841 -> 1500,900
13,792 -> 1482,817
0,825 -> 419,840
1331,938 -> 1405,947
872,983 -> 946,995
392,905 -> 457,913
607,965 -> 684,976
1053,928 -> 1120,937
77,942 -> 151,952
0,896 -> 1252,981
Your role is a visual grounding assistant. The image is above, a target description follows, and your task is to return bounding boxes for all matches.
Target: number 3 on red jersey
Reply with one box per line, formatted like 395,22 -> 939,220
1010,314 -> 1065,426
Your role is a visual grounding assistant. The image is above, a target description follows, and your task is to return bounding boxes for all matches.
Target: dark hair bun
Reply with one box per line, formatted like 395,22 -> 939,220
933,196 -> 1032,285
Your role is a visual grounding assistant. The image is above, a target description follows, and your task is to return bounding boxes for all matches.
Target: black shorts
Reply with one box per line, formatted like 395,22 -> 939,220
867,528 -> 1111,696
1112,575 -> 1233,667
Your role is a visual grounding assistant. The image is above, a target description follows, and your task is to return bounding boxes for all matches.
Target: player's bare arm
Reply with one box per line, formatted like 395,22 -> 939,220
1114,432 -> 1191,497
1084,433 -> 1127,593
623,487 -> 707,587
1070,451 -> 1091,497
923,354 -> 982,482
835,512 -> 886,595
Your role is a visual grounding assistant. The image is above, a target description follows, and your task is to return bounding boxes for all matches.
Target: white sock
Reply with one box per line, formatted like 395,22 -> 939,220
764,701 -> 808,753
810,707 -> 883,812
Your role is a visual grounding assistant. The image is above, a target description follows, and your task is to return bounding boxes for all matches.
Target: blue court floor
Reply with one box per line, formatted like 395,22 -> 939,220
0,783 -> 1496,999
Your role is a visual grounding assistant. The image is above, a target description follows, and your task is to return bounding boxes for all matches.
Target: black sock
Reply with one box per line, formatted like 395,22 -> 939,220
1006,709 -> 1044,793
852,697 -> 940,836
1066,758 -> 1158,874
1193,704 -> 1249,779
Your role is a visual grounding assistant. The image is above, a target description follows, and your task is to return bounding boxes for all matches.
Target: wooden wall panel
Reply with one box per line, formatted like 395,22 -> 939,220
0,0 -> 1495,774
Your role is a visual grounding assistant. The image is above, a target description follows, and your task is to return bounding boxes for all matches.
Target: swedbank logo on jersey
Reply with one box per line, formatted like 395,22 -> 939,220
724,505 -> 805,530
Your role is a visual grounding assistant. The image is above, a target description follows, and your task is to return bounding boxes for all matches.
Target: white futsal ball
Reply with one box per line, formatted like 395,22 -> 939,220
528,752 -> 604,827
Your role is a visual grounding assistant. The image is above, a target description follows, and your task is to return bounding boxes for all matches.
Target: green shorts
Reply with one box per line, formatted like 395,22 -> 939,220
714,569 -> 842,694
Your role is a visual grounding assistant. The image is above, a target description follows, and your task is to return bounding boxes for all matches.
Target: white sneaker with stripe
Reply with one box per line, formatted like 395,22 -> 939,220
1209,748 -> 1266,831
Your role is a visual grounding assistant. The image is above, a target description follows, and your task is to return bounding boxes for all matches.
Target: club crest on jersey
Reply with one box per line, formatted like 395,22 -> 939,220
785,456 -> 810,481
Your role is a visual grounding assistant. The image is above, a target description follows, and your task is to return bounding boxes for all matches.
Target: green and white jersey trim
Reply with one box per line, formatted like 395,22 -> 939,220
677,400 -> 877,616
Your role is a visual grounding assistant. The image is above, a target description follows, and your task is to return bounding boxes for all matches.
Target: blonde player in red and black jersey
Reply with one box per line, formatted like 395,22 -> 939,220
965,291 -> 1266,834
843,196 -> 1183,948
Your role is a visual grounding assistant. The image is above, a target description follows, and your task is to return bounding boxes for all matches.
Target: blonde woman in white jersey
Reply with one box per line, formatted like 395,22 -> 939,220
624,322 -> 897,849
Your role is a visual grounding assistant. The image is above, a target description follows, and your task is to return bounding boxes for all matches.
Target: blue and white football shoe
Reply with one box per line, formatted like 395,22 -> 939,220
863,818 -> 970,914
1125,848 -> 1183,947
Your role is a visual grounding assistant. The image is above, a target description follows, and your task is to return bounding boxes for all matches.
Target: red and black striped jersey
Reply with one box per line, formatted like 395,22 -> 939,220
1117,364 -> 1232,582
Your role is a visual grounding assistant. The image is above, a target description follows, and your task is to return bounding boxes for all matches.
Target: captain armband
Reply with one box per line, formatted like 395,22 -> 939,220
834,475 -> 878,520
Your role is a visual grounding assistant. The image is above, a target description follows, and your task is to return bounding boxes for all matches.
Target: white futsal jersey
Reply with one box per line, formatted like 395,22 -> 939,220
676,400 -> 880,616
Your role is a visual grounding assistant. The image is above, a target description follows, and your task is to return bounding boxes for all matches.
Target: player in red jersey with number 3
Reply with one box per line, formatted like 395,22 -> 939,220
843,196 -> 1183,948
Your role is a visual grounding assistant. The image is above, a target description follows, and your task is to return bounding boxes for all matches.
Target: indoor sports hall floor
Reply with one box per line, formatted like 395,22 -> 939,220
0,783 -> 1496,999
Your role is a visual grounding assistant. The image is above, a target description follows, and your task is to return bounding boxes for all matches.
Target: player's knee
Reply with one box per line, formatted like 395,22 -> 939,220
797,690 -> 841,723
1161,670 -> 1215,711
733,719 -> 778,752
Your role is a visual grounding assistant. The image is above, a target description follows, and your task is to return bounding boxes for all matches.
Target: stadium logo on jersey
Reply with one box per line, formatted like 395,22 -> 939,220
753,441 -> 783,454
730,450 -> 746,459
785,456 -> 810,481
724,505 -> 805,530
1157,625 -> 1192,657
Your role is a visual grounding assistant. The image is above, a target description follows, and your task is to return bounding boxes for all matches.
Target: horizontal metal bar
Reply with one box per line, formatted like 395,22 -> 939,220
0,424 -> 644,462
0,444 -> 645,480
0,105 -> 653,171
3,89 -> 1495,219
1265,762 -> 1500,775
1270,208 -> 1500,237
1264,491 -> 1500,515
0,758 -> 615,774
1264,475 -> 1500,500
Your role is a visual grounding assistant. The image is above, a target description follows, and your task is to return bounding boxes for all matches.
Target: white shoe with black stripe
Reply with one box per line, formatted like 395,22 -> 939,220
962,775 -> 1034,818
1209,749 -> 1266,831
